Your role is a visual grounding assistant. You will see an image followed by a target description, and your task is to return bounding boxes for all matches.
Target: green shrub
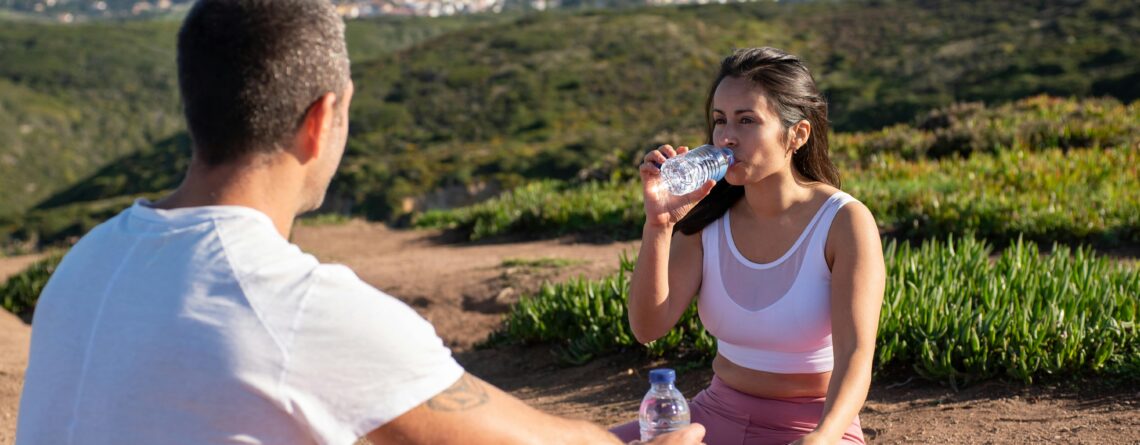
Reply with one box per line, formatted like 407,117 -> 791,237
413,144 -> 1139,248
835,96 -> 1140,162
491,237 -> 1140,385
848,146 -> 1140,248
1,254 -> 63,323
414,178 -> 644,241
486,252 -> 715,365
878,236 -> 1139,386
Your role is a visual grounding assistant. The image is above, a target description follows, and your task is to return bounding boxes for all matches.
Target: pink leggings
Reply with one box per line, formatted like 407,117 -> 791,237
610,376 -> 865,445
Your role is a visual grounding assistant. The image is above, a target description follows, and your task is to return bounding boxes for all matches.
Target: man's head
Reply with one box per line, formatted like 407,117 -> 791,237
177,0 -> 352,211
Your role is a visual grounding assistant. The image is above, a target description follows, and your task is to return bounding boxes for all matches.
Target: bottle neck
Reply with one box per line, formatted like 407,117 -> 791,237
650,382 -> 676,391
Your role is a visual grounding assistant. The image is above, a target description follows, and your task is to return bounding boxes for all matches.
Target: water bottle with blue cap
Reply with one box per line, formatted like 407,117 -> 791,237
638,368 -> 691,441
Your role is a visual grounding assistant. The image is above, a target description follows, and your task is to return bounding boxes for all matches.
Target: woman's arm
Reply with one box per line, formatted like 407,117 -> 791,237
799,202 -> 885,444
627,145 -> 715,344
628,225 -> 703,343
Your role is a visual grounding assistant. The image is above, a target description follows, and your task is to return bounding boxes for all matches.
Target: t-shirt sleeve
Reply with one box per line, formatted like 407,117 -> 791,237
281,264 -> 465,444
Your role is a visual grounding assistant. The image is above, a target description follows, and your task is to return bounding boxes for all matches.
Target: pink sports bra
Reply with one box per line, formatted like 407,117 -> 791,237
697,191 -> 857,374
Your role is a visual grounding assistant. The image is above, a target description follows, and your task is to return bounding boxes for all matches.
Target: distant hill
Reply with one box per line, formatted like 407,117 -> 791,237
0,0 -> 192,21
0,20 -> 182,220
333,0 -> 1140,219
2,0 -> 1138,247
0,14 -> 499,224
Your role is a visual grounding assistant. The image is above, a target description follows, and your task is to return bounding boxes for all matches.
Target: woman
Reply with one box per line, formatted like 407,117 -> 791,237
612,47 -> 885,445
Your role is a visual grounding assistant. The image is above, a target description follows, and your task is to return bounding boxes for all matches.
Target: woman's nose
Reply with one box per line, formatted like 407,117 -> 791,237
718,132 -> 737,148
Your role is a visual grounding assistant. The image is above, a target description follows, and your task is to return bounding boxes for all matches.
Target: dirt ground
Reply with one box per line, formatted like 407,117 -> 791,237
1,220 -> 1137,444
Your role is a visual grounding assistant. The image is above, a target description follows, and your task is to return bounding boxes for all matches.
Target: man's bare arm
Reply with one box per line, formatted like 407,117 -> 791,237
365,373 -> 704,445
423,373 -> 490,412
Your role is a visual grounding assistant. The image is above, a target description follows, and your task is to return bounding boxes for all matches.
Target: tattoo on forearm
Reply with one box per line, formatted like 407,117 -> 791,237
426,374 -> 490,412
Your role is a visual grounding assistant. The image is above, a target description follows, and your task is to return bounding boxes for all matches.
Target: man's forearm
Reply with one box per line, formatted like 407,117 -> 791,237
367,373 -> 625,445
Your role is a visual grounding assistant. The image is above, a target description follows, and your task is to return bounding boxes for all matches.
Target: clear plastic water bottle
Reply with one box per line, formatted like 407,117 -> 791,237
659,144 -> 734,196
638,368 -> 691,441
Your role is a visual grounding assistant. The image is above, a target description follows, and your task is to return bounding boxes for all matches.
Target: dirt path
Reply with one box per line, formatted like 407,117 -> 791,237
0,254 -> 42,445
290,221 -> 641,351
0,255 -> 45,284
1,223 -> 1137,444
0,311 -> 28,445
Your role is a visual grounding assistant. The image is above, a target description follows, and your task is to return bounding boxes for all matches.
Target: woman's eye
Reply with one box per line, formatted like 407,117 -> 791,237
740,117 -> 755,124
713,118 -> 726,125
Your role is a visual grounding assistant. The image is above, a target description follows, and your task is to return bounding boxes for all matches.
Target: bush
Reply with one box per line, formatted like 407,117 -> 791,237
485,252 -> 715,365
1,254 -> 63,323
877,236 -> 1139,386
414,144 -> 1140,249
834,96 -> 1140,162
414,178 -> 644,241
491,236 -> 1140,385
848,146 -> 1140,248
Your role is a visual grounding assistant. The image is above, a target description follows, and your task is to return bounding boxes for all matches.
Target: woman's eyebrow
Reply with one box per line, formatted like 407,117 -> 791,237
711,108 -> 758,116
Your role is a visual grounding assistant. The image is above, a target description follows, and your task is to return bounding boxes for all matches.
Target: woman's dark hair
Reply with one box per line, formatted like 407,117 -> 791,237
675,47 -> 840,235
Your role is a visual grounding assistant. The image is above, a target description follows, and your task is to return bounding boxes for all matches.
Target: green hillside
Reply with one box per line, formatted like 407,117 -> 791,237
2,0 -> 1138,247
0,21 -> 181,219
414,96 -> 1140,248
0,14 -> 499,228
335,0 -> 1140,220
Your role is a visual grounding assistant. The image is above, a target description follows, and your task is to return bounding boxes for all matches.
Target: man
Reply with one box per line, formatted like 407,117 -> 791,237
15,1 -> 704,444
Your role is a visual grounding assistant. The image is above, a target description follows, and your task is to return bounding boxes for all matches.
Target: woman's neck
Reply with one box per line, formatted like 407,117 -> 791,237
739,169 -> 816,220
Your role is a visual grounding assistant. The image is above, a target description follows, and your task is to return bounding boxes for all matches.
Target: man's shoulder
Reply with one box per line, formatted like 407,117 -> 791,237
211,217 -> 319,276
304,263 -> 396,307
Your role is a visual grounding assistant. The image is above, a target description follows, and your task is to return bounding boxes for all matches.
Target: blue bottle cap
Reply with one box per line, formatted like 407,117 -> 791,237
648,368 -> 676,384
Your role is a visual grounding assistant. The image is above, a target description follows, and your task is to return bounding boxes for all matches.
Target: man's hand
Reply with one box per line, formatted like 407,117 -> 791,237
636,424 -> 706,445
787,432 -> 829,445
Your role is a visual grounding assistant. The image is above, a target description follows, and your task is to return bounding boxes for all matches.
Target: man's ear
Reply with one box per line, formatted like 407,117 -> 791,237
297,92 -> 338,164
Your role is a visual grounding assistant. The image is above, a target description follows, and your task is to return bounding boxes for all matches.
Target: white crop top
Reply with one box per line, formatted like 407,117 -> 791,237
696,191 -> 857,374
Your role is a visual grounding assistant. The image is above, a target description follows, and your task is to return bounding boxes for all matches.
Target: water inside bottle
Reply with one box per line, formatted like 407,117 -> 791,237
661,158 -> 700,196
660,145 -> 732,196
639,393 -> 691,440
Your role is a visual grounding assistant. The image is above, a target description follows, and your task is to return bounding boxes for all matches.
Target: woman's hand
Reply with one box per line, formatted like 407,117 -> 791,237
640,145 -> 716,229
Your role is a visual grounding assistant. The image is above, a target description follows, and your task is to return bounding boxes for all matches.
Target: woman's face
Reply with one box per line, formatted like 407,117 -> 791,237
711,76 -> 795,186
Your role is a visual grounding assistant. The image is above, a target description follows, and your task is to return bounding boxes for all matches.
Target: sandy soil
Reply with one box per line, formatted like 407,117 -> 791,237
0,221 -> 1137,444
0,255 -> 44,286
0,254 -> 41,445
0,311 -> 28,445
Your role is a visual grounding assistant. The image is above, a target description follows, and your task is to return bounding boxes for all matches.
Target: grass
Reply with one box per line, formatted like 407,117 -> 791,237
414,179 -> 643,241
414,97 -> 1140,246
0,253 -> 62,323
488,236 -> 1140,386
415,143 -> 1140,249
848,146 -> 1140,248
501,257 -> 587,269
833,96 -> 1140,163
295,213 -> 355,227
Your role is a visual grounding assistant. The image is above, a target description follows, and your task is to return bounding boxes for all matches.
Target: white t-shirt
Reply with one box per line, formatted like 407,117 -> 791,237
17,201 -> 465,445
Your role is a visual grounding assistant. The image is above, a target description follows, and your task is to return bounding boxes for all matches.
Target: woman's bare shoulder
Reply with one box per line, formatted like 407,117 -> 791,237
828,199 -> 880,251
824,190 -> 880,265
